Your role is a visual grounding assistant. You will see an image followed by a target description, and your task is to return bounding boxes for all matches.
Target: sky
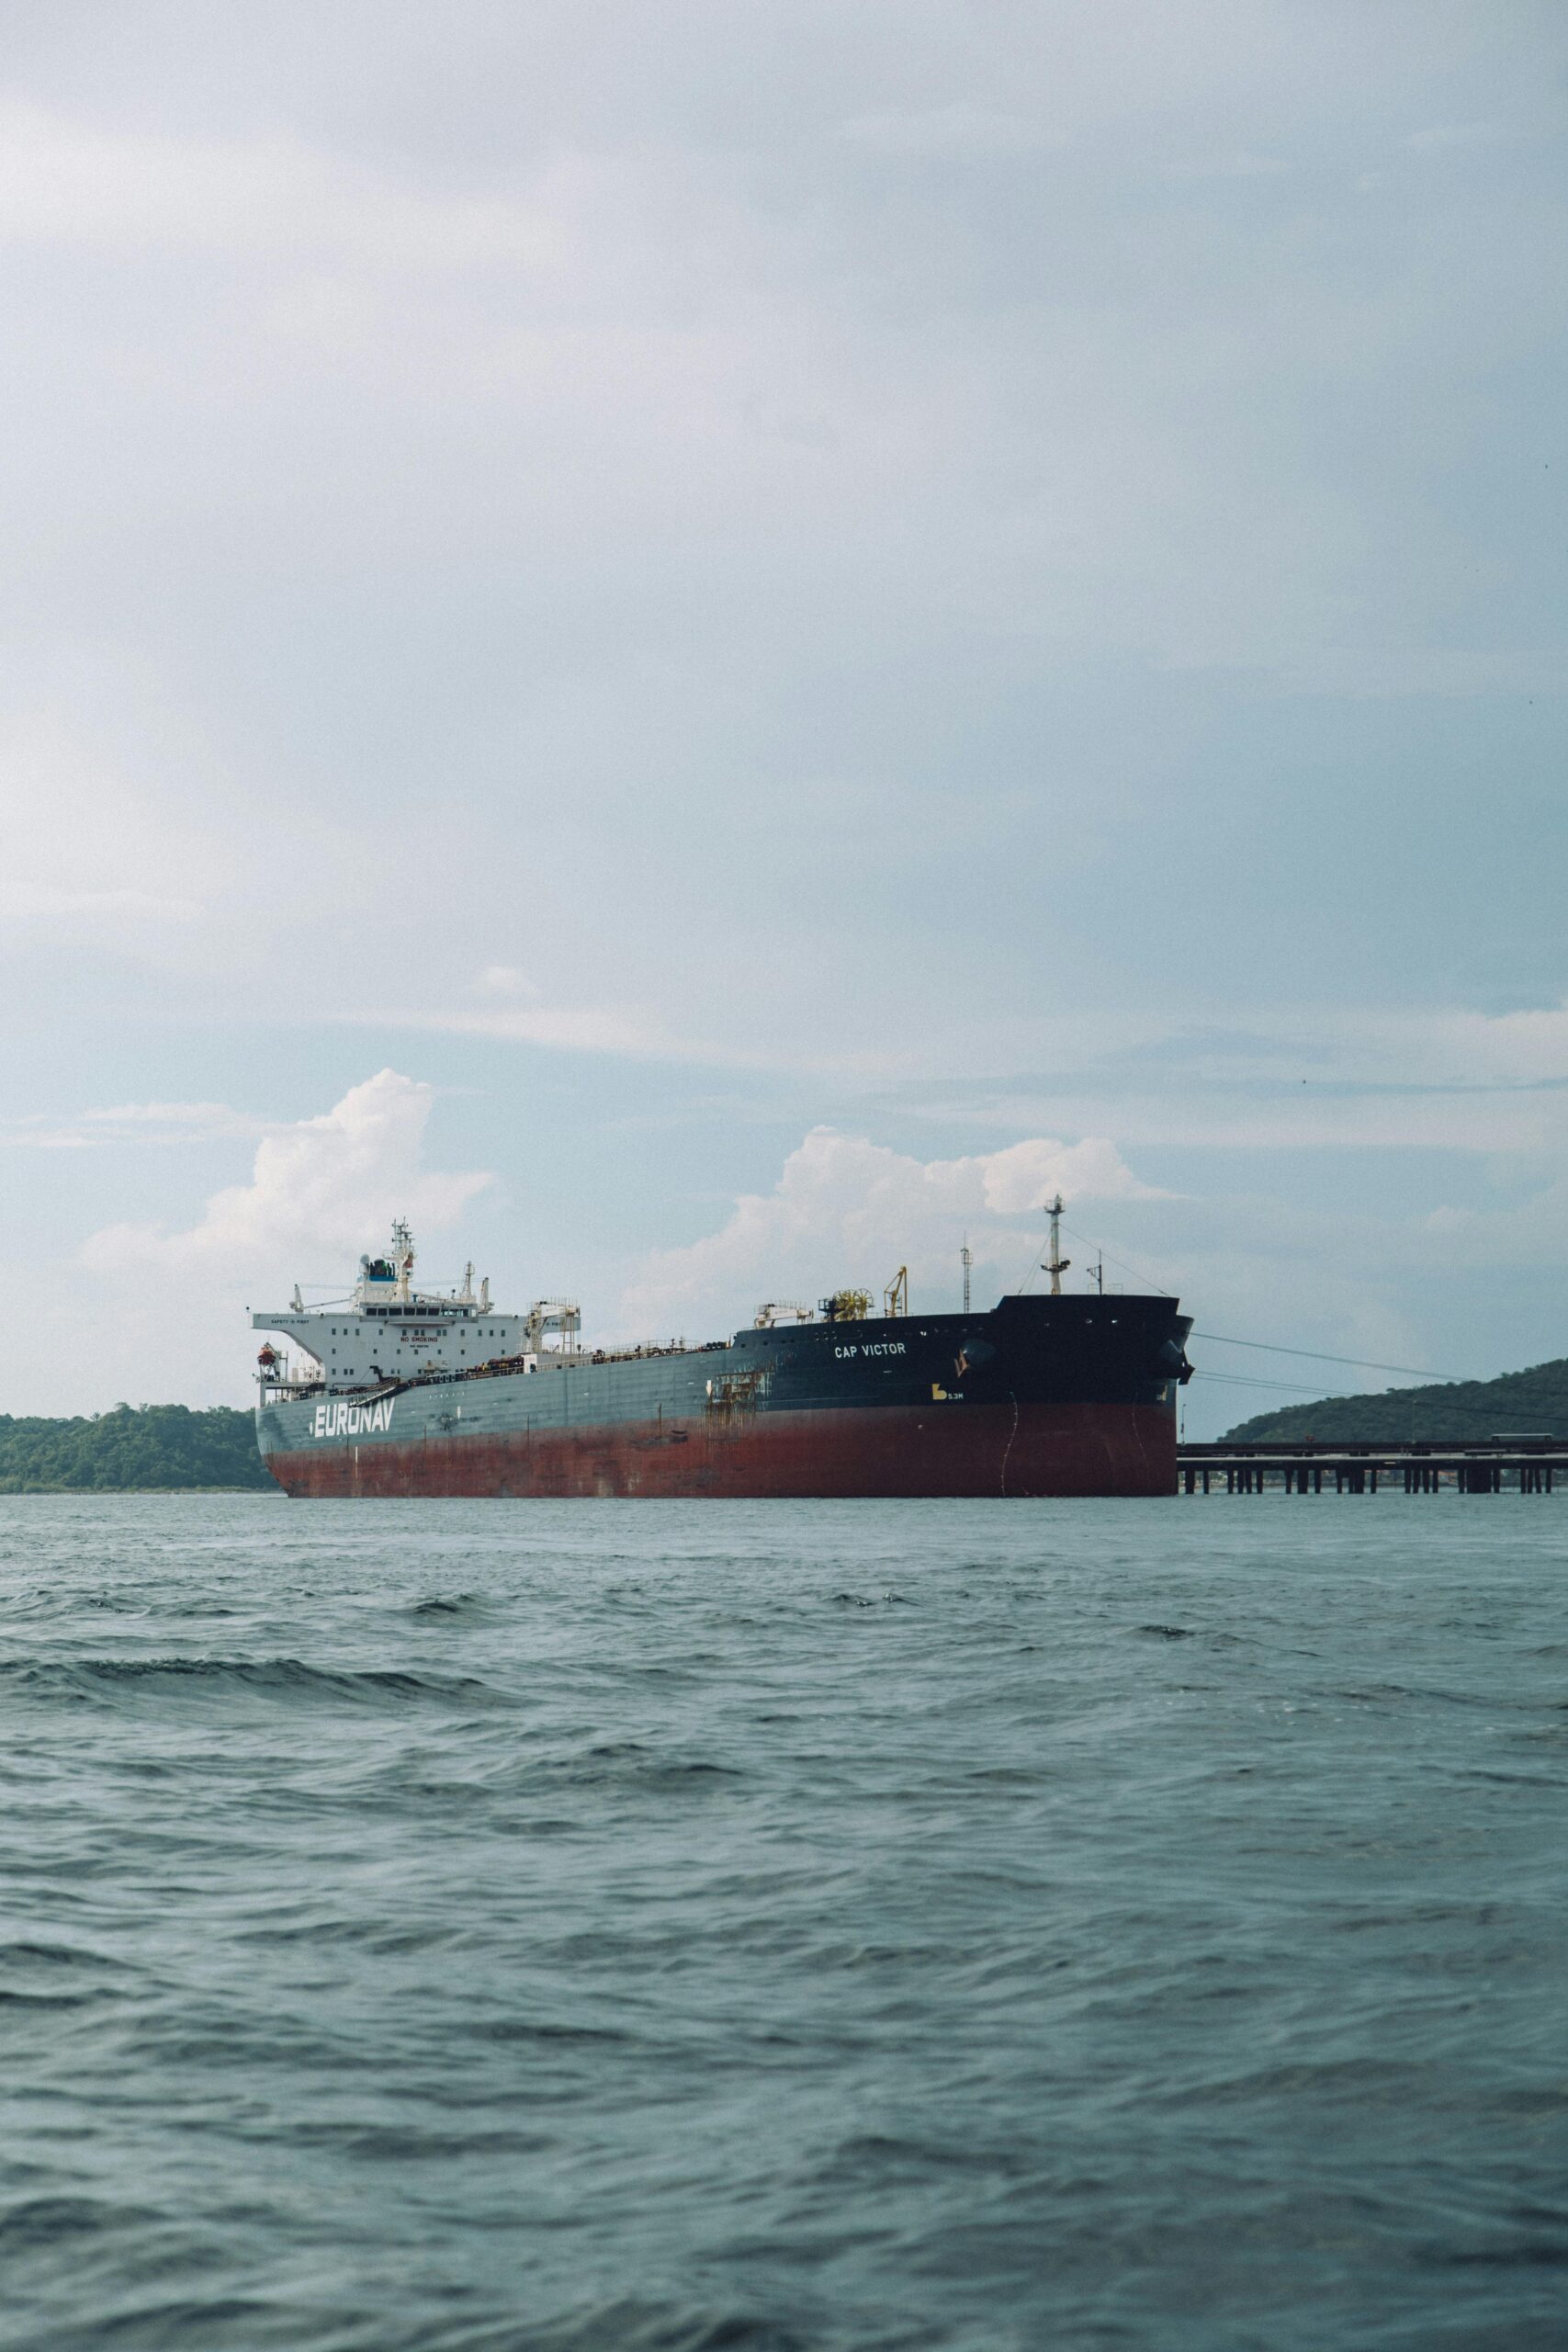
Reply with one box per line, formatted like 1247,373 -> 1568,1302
1,0 -> 1564,1435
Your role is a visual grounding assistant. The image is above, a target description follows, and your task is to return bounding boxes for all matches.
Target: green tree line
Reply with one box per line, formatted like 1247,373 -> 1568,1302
0,1405 -> 275,1493
1223,1357 -> 1568,1444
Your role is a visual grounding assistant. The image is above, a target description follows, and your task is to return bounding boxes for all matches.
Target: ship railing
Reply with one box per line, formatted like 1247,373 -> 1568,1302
586,1339 -> 710,1364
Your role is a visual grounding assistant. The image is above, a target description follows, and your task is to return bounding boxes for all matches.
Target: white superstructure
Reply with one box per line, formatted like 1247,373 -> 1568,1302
253,1219 -> 577,1395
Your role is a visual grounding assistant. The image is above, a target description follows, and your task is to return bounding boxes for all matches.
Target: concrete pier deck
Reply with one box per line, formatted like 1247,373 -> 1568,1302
1177,1438 -> 1562,1495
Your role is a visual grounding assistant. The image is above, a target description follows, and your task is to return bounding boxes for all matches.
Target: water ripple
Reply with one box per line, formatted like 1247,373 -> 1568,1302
1,1494 -> 1565,2351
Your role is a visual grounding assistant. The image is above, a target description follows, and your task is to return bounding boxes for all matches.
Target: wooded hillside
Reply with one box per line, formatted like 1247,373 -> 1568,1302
1222,1359 -> 1568,1443
0,1405 -> 275,1492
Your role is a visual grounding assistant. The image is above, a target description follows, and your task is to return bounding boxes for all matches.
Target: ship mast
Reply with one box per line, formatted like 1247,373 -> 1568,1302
1044,1194 -> 1070,1296
390,1217 -> 414,1304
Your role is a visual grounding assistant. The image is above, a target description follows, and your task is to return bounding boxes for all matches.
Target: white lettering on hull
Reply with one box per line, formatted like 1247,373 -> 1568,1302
311,1398 -> 396,1440
834,1342 -> 908,1359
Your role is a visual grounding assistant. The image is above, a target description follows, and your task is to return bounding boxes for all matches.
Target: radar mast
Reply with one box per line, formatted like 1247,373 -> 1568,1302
1044,1194 -> 1070,1296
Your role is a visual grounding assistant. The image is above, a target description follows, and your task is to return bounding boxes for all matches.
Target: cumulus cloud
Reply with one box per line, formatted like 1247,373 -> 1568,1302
619,1126 -> 1163,1335
81,1069 -> 491,1272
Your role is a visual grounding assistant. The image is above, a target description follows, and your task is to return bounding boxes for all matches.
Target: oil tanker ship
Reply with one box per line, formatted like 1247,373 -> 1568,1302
252,1213 -> 1192,1499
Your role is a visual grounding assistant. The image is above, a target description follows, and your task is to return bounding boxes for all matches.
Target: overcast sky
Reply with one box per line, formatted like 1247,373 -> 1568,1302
2,0 -> 1564,1432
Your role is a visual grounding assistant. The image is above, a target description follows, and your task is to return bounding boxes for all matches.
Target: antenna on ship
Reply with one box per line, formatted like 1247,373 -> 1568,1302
961,1237 -> 972,1315
390,1216 -> 414,1304
1043,1194 -> 1070,1296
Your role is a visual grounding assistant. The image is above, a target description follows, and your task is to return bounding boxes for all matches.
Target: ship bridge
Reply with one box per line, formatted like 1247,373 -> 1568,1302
253,1219 -> 541,1393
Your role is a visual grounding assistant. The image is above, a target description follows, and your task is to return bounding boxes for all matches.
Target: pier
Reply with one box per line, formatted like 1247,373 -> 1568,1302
1177,1438 -> 1563,1496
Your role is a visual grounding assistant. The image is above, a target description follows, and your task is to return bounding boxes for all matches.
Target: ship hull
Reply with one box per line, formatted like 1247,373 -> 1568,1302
255,1295 -> 1190,1500
263,1399 -> 1175,1499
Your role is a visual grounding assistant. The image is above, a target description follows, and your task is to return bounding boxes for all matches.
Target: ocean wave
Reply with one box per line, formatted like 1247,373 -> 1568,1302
0,2197 -> 159,2252
4,1491 -> 1565,2352
0,1657 -> 505,1711
19,2295 -> 811,2352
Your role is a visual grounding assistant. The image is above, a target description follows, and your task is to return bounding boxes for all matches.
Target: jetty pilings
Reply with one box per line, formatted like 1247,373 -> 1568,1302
1179,1440 -> 1561,1497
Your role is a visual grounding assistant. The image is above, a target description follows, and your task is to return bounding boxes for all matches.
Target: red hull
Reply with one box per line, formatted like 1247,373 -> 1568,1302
265,1402 -> 1176,1499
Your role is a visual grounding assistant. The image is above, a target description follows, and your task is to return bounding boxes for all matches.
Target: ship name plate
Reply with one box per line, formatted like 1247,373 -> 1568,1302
312,1398 -> 396,1439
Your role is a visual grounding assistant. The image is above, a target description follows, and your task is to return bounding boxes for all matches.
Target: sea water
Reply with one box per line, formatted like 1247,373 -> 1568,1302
1,1495 -> 1564,2350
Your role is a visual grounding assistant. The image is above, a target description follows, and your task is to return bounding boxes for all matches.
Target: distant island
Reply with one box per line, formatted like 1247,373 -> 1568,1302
0,1405 -> 275,1493
1222,1357 -> 1568,1444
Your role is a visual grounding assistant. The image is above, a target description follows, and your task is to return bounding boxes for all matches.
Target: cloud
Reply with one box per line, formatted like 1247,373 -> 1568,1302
0,3 -> 1562,1420
356,1001 -> 789,1067
81,1069 -> 491,1272
0,709 -> 231,934
877,1001 -> 1568,1159
976,1136 -> 1164,1212
618,1125 -> 1163,1335
470,965 -> 542,1001
0,689 -> 361,987
375,1001 -> 702,1059
0,100 -> 559,269
2,1101 -> 266,1149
